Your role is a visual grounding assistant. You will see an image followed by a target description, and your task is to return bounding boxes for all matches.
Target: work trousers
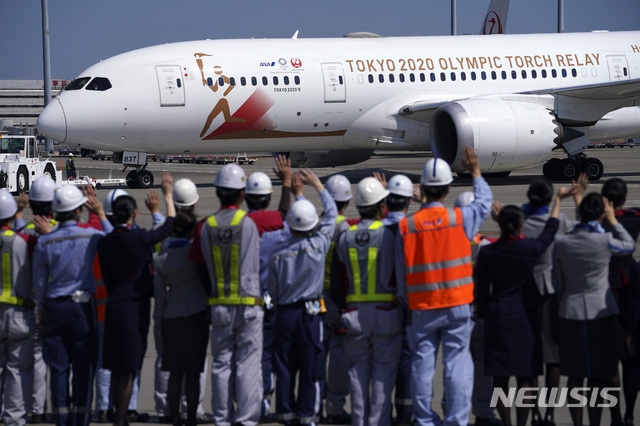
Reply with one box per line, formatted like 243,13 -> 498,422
261,309 -> 276,416
210,305 -> 263,426
395,318 -> 414,424
31,306 -> 46,417
274,303 -> 324,426
407,304 -> 474,426
341,303 -> 402,426
0,305 -> 35,426
42,297 -> 98,426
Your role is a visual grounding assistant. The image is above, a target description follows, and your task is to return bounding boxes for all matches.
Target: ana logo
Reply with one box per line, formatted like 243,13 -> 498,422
291,58 -> 302,68
260,62 -> 276,67
422,219 -> 443,227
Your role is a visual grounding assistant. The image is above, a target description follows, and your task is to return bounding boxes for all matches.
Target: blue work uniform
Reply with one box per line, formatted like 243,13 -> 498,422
395,177 -> 492,426
33,221 -> 105,426
268,189 -> 337,426
336,218 -> 401,426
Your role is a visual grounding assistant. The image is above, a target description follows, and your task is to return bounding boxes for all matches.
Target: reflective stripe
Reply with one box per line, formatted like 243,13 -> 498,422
406,276 -> 474,293
0,230 -> 33,308
277,413 -> 298,421
395,397 -> 413,406
207,210 -> 262,306
405,255 -> 473,274
40,233 -> 96,247
345,221 -> 396,303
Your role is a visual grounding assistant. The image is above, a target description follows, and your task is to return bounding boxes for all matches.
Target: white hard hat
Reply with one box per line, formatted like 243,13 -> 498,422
387,174 -> 413,198
286,199 -> 319,231
325,175 -> 352,202
214,163 -> 246,189
29,176 -> 57,202
0,189 -> 17,220
246,172 -> 273,195
454,191 -> 475,208
68,153 -> 73,157
421,158 -> 453,186
52,185 -> 87,213
103,189 -> 129,216
173,178 -> 199,207
355,177 -> 390,207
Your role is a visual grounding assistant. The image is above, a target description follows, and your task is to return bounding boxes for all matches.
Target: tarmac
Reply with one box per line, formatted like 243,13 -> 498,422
29,147 -> 640,425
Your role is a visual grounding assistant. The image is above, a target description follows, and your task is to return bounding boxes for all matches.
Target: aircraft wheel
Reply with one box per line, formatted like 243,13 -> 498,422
126,170 -> 138,189
583,158 -> 604,181
560,159 -> 579,181
135,170 -> 154,188
542,158 -> 562,181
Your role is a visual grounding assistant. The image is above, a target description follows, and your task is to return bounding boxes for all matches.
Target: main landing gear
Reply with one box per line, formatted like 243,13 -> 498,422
542,154 -> 604,181
125,165 -> 154,189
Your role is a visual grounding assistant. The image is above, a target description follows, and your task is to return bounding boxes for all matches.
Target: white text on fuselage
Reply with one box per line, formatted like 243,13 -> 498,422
344,53 -> 601,73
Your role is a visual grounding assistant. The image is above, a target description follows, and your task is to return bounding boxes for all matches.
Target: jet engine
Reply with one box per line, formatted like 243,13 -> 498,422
430,99 -> 560,173
284,149 -> 373,168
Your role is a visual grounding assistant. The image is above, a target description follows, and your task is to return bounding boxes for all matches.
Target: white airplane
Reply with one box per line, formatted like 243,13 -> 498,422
37,26 -> 640,188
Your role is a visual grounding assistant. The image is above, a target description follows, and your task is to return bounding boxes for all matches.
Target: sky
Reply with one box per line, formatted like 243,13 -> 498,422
1,0 -> 639,80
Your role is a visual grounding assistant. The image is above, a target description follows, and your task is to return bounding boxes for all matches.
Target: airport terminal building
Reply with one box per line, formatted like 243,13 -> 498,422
0,79 -> 66,132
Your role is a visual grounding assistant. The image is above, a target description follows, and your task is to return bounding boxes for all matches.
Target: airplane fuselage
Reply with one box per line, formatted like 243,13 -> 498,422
37,31 -> 640,174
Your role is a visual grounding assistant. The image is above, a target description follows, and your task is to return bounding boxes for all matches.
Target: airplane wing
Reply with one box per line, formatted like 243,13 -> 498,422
398,78 -> 640,124
525,78 -> 640,100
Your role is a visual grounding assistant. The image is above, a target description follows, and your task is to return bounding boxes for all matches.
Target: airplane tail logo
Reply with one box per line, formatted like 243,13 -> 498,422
482,11 -> 503,34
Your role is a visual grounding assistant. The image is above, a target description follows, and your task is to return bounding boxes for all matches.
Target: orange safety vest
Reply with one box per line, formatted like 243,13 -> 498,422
399,206 -> 474,310
93,255 -> 107,322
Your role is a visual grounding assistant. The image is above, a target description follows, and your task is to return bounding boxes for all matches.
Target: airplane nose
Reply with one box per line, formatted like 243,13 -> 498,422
37,99 -> 67,143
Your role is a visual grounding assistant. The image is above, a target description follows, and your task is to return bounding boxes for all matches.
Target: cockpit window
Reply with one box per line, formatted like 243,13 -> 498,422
64,77 -> 91,91
85,77 -> 112,91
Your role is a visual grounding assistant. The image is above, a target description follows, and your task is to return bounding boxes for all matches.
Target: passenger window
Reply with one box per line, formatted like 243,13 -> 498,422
399,74 -> 405,83
240,77 -> 247,86
551,69 -> 557,78
207,78 -> 213,87
501,71 -> 507,80
251,77 -> 258,86
531,70 -> 537,79
409,73 -> 415,82
389,74 -> 395,83
339,76 -> 344,85
561,69 -> 567,78
294,76 -> 300,85
229,77 -> 236,86
571,69 -> 577,77
460,72 -> 466,81
541,70 -> 548,78
64,77 -> 91,91
284,76 -> 290,85
273,76 -> 279,86
218,77 -> 225,87
440,72 -> 446,82
450,72 -> 456,81
176,78 -> 182,88
471,71 -> 476,81
378,74 -> 384,83
511,70 -> 517,79
430,73 -> 436,82
491,71 -> 497,80
262,76 -> 268,86
368,74 -> 374,83
420,73 -> 425,82
85,77 -> 112,91
481,71 -> 487,80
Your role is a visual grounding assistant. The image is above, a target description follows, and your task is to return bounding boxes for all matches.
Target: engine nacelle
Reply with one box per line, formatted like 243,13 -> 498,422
430,99 -> 560,173
285,149 -> 373,168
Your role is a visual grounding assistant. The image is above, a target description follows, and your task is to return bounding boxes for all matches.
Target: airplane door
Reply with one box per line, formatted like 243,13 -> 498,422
155,66 -> 185,107
606,56 -> 630,82
321,63 -> 346,103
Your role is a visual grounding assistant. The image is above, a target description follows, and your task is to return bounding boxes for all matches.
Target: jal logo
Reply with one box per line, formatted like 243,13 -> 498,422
217,228 -> 233,244
355,231 -> 371,247
291,58 -> 302,68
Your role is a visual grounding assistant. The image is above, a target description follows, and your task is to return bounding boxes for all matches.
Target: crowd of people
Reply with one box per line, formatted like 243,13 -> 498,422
0,147 -> 638,426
